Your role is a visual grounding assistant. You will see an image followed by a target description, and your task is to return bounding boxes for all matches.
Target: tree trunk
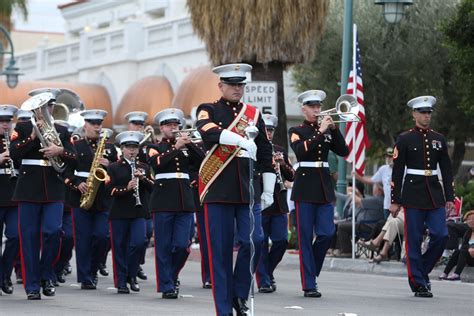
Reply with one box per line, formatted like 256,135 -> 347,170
249,61 -> 288,150
451,137 -> 465,178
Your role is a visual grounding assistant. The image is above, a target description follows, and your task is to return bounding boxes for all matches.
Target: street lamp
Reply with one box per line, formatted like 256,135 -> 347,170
375,0 -> 413,24
0,24 -> 22,89
337,0 -> 413,218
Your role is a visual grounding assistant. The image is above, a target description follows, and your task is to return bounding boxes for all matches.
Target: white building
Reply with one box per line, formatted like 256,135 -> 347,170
10,0 -> 300,130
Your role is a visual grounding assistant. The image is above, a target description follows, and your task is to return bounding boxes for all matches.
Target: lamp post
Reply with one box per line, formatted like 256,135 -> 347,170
375,0 -> 414,24
336,0 -> 413,217
0,24 -> 22,89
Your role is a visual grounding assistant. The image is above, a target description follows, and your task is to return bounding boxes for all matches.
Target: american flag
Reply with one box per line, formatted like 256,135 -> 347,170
344,34 -> 369,175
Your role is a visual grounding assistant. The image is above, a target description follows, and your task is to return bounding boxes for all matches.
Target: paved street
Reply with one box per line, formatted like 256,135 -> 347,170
1,251 -> 472,315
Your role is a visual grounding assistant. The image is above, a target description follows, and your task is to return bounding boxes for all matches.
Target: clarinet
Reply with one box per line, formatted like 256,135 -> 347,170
130,157 -> 142,207
3,131 -> 18,180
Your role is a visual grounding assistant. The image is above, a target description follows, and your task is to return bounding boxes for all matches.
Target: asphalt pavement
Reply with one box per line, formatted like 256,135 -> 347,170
0,250 -> 472,316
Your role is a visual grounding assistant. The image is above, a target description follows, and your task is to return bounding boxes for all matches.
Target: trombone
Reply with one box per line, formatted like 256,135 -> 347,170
173,128 -> 202,143
315,94 -> 361,123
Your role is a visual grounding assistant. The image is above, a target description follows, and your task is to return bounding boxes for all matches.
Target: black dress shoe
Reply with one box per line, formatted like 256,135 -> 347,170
137,267 -> 147,280
162,289 -> 178,299
258,285 -> 274,293
56,272 -> 66,284
52,280 -> 59,287
202,281 -> 212,289
117,286 -> 130,294
414,286 -> 433,298
27,291 -> 41,300
127,277 -> 140,292
233,297 -> 250,316
41,280 -> 56,297
98,264 -> 109,276
304,288 -> 322,298
64,263 -> 72,275
81,282 -> 97,290
2,277 -> 14,294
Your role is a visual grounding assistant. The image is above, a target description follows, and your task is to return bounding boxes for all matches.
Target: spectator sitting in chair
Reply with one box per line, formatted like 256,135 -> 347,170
358,206 -> 405,263
439,210 -> 474,281
333,183 -> 384,257
354,147 -> 394,220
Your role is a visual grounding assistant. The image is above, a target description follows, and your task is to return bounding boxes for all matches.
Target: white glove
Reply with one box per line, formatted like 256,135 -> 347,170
261,172 -> 276,209
219,129 -> 257,161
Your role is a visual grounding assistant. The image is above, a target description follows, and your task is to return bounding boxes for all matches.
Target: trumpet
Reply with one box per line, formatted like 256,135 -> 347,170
130,157 -> 142,207
140,125 -> 155,145
315,94 -> 361,124
173,128 -> 202,143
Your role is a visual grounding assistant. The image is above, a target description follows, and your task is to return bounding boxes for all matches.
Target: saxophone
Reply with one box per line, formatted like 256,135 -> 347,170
79,131 -> 108,210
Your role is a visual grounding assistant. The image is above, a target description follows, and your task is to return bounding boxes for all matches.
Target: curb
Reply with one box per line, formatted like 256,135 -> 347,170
182,247 -> 473,283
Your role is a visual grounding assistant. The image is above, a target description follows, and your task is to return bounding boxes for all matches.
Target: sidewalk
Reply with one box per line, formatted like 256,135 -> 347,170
186,246 -> 474,283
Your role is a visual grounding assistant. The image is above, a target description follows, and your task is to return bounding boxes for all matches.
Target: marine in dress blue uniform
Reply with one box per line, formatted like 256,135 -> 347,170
256,114 -> 295,294
390,96 -> 454,298
10,90 -> 77,300
97,127 -> 114,278
63,109 -> 118,290
189,140 -> 212,289
107,131 -> 154,294
147,108 -> 205,299
0,105 -> 20,296
289,90 -> 349,297
51,120 -> 75,285
125,111 -> 153,281
195,63 -> 275,316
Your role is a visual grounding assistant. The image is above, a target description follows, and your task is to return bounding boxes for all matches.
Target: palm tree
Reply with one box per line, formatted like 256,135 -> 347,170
0,0 -> 28,69
187,0 -> 330,147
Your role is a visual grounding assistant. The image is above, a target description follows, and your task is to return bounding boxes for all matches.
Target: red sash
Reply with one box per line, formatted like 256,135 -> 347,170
198,103 -> 260,202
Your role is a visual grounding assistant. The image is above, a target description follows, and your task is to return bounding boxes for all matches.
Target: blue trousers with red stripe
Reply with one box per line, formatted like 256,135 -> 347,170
404,207 -> 448,291
138,218 -> 153,265
196,211 -> 211,285
0,206 -> 19,286
205,203 -> 263,316
110,218 -> 146,288
295,202 -> 334,291
72,208 -> 109,284
54,210 -> 74,278
18,202 -> 63,293
153,211 -> 193,293
256,213 -> 288,288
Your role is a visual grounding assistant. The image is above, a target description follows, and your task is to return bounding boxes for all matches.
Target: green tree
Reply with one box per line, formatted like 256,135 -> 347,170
187,0 -> 330,148
293,0 -> 472,175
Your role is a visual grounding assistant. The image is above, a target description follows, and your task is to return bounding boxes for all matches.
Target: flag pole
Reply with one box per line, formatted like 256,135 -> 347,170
351,23 -> 357,260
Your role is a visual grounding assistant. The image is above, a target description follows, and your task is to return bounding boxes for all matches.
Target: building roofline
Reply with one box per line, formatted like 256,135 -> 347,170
57,1 -> 87,10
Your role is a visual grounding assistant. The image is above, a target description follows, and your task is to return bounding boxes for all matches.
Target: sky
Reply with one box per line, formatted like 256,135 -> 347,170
12,0 -> 66,33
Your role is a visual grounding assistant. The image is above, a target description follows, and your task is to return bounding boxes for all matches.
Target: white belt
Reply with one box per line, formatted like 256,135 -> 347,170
0,169 -> 19,175
235,150 -> 250,158
155,172 -> 189,180
406,168 -> 438,176
74,171 -> 90,178
21,159 -> 51,167
294,161 -> 329,170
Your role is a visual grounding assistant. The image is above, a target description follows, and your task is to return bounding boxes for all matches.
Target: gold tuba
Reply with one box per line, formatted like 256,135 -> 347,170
21,91 -> 66,173
79,131 -> 108,210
